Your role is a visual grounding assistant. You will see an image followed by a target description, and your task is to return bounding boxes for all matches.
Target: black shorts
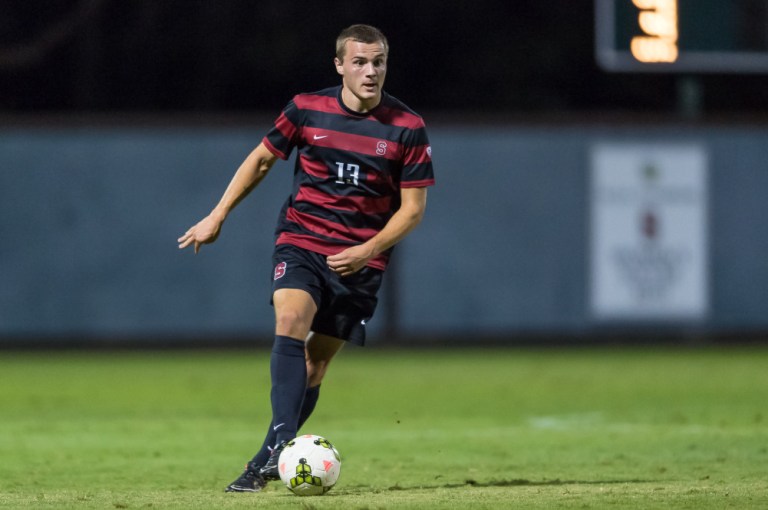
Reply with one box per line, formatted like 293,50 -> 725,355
271,244 -> 383,346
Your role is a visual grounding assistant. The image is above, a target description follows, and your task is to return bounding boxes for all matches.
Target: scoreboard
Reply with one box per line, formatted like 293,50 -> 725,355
595,0 -> 768,72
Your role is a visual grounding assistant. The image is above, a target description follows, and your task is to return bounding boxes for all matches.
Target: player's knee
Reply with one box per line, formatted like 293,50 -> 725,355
275,308 -> 311,338
306,359 -> 330,386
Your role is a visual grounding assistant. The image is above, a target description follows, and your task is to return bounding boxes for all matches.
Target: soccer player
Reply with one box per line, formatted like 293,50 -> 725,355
177,24 -> 434,492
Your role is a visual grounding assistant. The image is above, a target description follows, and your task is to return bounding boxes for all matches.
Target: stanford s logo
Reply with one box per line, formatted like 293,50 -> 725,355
274,261 -> 287,280
376,141 -> 387,155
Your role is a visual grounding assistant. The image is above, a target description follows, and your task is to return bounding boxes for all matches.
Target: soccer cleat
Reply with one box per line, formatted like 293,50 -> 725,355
225,461 -> 266,492
259,441 -> 288,481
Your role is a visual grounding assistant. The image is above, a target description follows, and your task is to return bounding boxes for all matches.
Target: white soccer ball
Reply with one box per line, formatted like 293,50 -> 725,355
278,434 -> 341,496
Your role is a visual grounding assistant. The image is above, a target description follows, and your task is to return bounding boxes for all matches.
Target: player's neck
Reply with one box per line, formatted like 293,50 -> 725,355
340,86 -> 381,114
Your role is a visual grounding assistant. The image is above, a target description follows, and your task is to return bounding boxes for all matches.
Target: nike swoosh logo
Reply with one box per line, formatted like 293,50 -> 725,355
273,422 -> 285,431
313,135 -> 328,140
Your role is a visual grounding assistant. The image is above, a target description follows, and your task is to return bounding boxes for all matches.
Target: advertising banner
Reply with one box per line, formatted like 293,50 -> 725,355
590,143 -> 708,320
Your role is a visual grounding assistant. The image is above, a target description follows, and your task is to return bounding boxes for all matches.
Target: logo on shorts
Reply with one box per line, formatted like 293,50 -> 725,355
274,261 -> 287,280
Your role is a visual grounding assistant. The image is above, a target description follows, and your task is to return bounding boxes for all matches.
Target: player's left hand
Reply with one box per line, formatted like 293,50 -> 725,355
327,245 -> 374,277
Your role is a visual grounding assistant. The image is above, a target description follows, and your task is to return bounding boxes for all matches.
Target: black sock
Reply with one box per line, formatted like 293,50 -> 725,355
251,385 -> 321,467
298,385 -> 320,430
269,335 -> 307,445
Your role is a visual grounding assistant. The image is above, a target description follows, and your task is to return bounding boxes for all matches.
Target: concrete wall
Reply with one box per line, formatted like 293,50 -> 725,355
2,121 -> 767,345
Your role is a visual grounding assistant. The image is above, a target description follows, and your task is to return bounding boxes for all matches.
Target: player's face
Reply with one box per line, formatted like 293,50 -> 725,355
335,40 -> 387,113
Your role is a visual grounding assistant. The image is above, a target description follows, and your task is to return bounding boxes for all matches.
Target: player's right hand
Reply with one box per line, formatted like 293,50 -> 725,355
177,215 -> 223,254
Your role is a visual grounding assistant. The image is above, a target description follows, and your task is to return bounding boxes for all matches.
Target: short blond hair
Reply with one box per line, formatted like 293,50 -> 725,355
335,24 -> 389,61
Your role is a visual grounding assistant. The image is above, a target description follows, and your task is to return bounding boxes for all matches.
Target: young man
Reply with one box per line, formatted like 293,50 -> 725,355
178,24 -> 434,492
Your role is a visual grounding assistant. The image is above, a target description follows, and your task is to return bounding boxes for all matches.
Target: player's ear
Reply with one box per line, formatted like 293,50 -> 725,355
334,57 -> 343,75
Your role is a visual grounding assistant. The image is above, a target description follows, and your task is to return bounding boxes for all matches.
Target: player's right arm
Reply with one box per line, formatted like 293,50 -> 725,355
177,142 -> 278,253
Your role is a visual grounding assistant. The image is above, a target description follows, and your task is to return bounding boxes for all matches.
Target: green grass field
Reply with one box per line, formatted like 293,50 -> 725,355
0,347 -> 766,509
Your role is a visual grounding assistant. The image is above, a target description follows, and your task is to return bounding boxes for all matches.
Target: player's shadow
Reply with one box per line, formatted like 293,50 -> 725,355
465,478 -> 652,487
336,478 -> 656,496
388,478 -> 655,490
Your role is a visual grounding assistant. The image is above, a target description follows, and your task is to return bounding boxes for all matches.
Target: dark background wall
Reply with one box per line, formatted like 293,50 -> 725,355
2,123 -> 768,345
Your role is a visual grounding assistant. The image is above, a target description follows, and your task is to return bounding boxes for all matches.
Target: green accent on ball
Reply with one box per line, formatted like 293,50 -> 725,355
289,458 -> 323,488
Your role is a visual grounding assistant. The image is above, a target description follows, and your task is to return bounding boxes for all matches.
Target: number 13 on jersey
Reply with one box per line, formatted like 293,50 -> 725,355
335,162 -> 360,186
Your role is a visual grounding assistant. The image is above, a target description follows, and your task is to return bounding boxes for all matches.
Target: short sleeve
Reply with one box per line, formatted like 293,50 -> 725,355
262,99 -> 302,160
400,125 -> 435,188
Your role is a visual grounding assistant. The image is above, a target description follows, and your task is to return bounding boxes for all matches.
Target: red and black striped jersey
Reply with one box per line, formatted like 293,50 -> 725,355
262,85 -> 435,271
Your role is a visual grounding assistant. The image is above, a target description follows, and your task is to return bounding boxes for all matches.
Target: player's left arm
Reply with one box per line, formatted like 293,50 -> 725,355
327,187 -> 427,277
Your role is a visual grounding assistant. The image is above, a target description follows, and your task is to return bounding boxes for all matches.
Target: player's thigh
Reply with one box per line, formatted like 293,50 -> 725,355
273,288 -> 318,339
306,332 -> 345,363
